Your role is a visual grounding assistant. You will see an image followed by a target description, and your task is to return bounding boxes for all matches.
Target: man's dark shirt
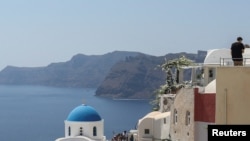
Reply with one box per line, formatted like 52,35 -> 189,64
231,42 -> 245,61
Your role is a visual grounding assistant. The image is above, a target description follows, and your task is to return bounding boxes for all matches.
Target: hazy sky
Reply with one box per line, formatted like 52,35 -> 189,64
0,0 -> 250,70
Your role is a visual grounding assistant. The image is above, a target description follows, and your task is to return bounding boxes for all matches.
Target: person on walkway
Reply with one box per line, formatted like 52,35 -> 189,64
231,37 -> 245,66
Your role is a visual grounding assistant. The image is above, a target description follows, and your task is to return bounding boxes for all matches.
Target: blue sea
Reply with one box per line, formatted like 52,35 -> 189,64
0,85 -> 152,141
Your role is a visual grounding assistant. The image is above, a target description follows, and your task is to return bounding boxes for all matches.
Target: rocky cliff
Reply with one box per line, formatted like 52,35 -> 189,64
95,51 -> 206,99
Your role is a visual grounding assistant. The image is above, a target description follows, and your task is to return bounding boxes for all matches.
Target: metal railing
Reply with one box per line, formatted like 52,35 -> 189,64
220,58 -> 250,66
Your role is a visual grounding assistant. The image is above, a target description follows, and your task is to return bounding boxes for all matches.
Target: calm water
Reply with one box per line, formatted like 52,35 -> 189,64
0,85 -> 152,141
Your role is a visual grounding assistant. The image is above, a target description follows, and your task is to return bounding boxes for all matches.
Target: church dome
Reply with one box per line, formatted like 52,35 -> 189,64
67,104 -> 102,122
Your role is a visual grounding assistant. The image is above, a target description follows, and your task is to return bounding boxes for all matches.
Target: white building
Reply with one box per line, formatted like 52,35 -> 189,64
55,104 -> 106,141
129,95 -> 171,141
136,111 -> 171,141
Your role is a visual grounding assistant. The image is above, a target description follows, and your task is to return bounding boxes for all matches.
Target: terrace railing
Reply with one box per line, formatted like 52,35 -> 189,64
220,58 -> 250,66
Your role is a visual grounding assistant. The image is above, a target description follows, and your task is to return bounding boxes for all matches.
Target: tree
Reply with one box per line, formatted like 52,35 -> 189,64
151,55 -> 194,111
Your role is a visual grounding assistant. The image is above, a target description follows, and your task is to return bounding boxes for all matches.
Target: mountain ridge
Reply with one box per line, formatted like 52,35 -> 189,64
0,50 -> 207,99
0,51 -> 141,88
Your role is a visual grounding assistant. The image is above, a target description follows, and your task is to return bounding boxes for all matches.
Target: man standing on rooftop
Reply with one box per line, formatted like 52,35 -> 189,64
231,36 -> 245,66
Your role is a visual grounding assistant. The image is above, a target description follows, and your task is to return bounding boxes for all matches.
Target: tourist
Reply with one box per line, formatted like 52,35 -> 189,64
231,37 -> 245,66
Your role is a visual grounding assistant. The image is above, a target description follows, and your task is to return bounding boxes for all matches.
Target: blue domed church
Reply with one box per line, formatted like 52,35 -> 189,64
55,104 -> 106,141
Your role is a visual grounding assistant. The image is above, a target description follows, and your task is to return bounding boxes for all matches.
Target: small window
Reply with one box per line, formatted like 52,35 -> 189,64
144,129 -> 150,134
186,111 -> 191,125
174,109 -> 178,124
80,127 -> 83,136
209,69 -> 213,78
164,118 -> 166,124
93,126 -> 97,136
68,126 -> 71,136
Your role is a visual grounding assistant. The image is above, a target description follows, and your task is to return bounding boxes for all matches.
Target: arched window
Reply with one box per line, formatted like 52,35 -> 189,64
186,111 -> 191,125
173,109 -> 177,124
68,126 -> 71,136
93,126 -> 97,136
